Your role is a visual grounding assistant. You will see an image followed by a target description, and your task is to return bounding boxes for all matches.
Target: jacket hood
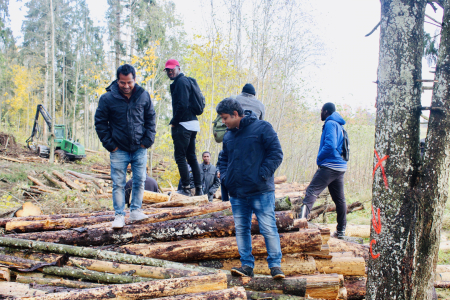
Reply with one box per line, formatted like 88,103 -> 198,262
105,80 -> 143,100
326,112 -> 346,125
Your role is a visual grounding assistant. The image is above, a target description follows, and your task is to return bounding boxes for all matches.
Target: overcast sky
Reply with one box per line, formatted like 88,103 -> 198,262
8,0 -> 442,112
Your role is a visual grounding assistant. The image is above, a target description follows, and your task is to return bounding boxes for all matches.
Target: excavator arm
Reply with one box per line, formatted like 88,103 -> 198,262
26,104 -> 53,149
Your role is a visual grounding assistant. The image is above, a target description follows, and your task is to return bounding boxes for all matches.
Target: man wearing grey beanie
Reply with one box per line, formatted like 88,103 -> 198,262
235,83 -> 265,120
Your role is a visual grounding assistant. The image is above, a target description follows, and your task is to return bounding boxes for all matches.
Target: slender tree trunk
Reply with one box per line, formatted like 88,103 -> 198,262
62,56 -> 65,126
84,86 -> 88,148
49,0 -> 56,163
72,60 -> 80,141
44,24 -> 49,139
115,0 -> 121,70
365,0 -> 448,299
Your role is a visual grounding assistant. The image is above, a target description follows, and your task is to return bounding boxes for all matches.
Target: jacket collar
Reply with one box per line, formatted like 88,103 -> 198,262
228,110 -> 258,133
106,80 -> 144,103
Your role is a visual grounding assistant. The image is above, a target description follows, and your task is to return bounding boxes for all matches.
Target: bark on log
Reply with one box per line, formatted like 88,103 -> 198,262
43,172 -> 69,190
27,176 -> 46,187
150,195 -> 209,207
2,250 -> 203,280
275,196 -> 292,211
23,273 -> 228,300
434,281 -> 450,288
294,218 -> 308,229
344,276 -> 366,300
328,238 -> 369,261
121,230 -> 322,261
0,237 -> 223,275
274,175 -> 288,184
143,191 -> 170,203
52,171 -> 82,190
16,275 -> 103,289
315,257 -> 366,276
0,211 -> 115,227
308,202 -> 363,221
65,170 -> 98,180
227,273 -> 340,299
198,254 -> 316,275
91,168 -> 110,175
151,287 -> 246,300
30,186 -> 55,194
9,211 -> 295,246
246,291 -> 307,299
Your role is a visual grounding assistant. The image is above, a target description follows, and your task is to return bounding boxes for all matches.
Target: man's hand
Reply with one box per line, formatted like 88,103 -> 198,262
171,124 -> 175,127
140,144 -> 146,149
217,171 -> 220,179
112,147 -> 119,152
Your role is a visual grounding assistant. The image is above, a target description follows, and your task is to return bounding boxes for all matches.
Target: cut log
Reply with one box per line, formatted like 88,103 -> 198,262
0,237 -> 224,275
344,276 -> 366,300
294,218 -> 308,229
309,202 -> 364,221
15,202 -> 42,218
0,156 -> 25,163
436,265 -> 450,273
274,175 -> 288,184
338,287 -> 347,300
227,273 -> 340,299
328,238 -> 369,261
43,172 -> 69,190
435,281 -> 450,288
0,267 -> 10,281
0,282 -> 47,298
9,211 -> 295,246
2,250 -> 204,280
27,176 -> 46,186
121,229 -> 322,262
52,170 -> 82,190
315,256 -> 366,276
0,211 -> 115,227
151,287 -> 247,300
326,224 -> 370,239
16,275 -> 103,289
23,272 -> 227,300
246,291 -> 306,299
303,244 -> 332,259
202,254 -> 316,275
435,272 -> 450,281
275,196 -> 292,211
150,194 -> 209,207
143,191 -> 170,203
91,168 -> 110,175
30,186 -> 55,194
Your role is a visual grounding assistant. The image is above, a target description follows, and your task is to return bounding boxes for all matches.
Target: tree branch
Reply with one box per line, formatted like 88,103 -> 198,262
365,21 -> 381,37
426,14 -> 442,25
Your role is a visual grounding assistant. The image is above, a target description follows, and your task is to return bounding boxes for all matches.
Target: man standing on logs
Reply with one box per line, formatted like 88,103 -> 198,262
95,64 -> 156,229
217,98 -> 285,279
298,102 -> 347,239
199,151 -> 220,202
165,59 -> 203,197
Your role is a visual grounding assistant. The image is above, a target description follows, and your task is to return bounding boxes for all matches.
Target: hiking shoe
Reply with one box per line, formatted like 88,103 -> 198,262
270,267 -> 285,279
177,187 -> 192,197
231,265 -> 254,277
129,209 -> 148,222
194,186 -> 204,196
331,230 -> 346,239
111,215 -> 125,229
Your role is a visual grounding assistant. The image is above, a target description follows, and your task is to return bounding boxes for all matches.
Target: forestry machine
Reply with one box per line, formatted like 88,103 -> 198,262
26,104 -> 86,162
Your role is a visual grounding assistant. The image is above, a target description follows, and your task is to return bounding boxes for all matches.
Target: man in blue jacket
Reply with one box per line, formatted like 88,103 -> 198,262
95,64 -> 156,229
299,102 -> 347,239
217,98 -> 284,279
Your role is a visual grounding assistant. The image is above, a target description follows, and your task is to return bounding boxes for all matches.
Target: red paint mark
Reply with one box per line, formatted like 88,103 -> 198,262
372,205 -> 382,234
370,239 -> 380,259
373,150 -> 389,189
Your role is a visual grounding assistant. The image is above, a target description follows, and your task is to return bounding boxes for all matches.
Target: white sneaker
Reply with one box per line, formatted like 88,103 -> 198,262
112,215 -> 125,229
129,209 -> 148,222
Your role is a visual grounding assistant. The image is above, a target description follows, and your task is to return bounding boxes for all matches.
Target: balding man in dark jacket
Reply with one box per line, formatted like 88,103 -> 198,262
95,64 -> 156,229
217,98 -> 284,280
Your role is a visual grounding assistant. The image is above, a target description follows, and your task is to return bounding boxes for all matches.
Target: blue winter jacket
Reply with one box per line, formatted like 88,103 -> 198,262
218,110 -> 283,198
317,112 -> 347,171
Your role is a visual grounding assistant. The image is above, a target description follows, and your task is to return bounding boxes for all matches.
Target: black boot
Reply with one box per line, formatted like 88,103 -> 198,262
195,186 -> 204,196
177,186 -> 191,197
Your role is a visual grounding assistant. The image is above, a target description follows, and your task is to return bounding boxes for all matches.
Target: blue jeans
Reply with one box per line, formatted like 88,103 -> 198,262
230,191 -> 282,269
110,148 -> 147,216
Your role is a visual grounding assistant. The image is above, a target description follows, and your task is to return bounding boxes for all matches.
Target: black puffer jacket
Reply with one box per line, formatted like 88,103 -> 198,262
169,73 -> 198,125
218,111 -> 283,198
95,81 -> 156,152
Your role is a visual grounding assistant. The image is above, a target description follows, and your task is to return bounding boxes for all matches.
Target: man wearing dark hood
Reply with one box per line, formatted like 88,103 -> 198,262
95,64 -> 156,229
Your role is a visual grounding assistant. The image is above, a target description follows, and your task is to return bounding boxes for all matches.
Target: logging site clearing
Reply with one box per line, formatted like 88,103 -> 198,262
0,131 -> 450,300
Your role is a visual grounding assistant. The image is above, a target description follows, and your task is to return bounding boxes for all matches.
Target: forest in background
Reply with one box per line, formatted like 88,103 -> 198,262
0,0 -> 376,193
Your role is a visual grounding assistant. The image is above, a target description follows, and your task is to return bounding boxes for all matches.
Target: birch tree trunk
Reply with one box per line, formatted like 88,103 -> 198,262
366,0 -> 450,298
72,59 -> 80,140
44,23 -> 49,139
49,0 -> 56,163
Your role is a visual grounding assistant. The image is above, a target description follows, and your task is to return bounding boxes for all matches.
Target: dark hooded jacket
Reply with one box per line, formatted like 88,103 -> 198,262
95,80 -> 156,152
218,110 -> 283,198
169,73 -> 198,125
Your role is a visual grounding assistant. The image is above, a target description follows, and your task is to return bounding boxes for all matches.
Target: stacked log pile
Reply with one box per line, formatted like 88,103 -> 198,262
0,178 -> 381,299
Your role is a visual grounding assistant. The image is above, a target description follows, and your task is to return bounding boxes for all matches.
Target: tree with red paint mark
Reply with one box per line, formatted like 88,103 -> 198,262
368,0 -> 450,299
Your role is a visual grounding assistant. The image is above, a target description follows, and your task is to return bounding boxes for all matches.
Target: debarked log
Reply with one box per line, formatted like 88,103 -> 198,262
9,211 -> 295,246
143,191 -> 170,203
5,202 -> 232,233
150,194 -> 209,207
328,238 -> 369,261
151,287 -> 247,300
121,230 -> 322,262
23,272 -> 228,300
315,256 -> 366,276
246,291 -> 308,299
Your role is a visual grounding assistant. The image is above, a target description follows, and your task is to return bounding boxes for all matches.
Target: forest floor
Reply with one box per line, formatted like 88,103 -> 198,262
1,132 -> 450,298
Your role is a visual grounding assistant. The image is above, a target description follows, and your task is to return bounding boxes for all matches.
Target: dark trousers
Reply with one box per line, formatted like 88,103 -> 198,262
171,125 -> 201,188
303,166 -> 347,232
221,179 -> 229,201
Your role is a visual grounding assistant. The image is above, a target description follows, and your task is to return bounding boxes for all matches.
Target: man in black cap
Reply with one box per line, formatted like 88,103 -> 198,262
235,83 -> 265,120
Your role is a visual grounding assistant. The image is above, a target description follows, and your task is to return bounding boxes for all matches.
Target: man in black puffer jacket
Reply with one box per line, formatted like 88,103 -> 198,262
95,64 -> 156,229
217,98 -> 284,280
